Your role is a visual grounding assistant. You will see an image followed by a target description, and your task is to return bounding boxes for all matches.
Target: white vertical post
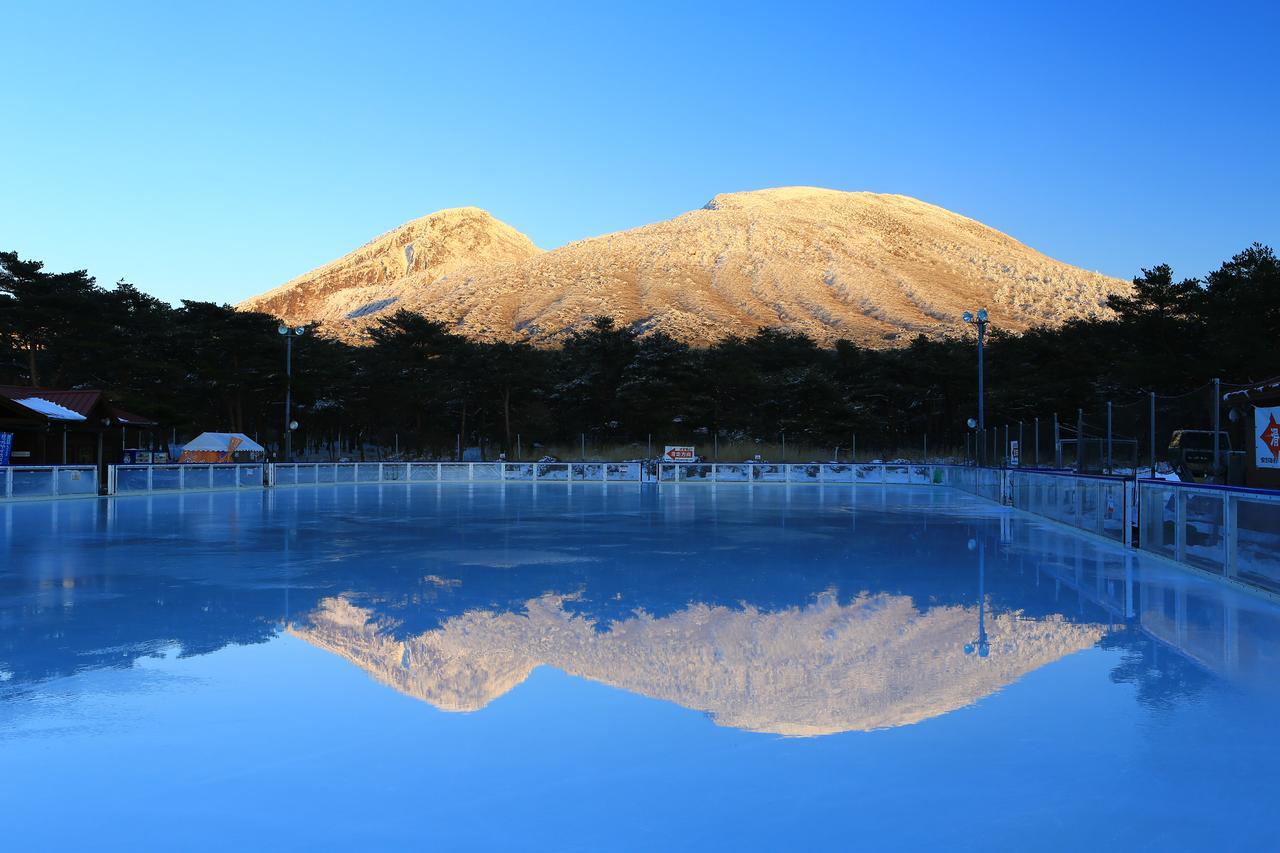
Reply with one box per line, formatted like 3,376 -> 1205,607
147,466 -> 154,493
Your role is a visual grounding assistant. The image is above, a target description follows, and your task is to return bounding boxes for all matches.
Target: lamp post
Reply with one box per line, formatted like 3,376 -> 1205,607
278,325 -> 306,461
962,309 -> 989,465
964,536 -> 990,658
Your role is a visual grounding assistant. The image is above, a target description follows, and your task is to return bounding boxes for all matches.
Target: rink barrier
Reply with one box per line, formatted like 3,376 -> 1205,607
106,463 -> 265,495
0,465 -> 98,501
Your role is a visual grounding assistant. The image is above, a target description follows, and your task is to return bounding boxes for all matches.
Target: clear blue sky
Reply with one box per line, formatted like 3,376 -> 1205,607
3,0 -> 1277,305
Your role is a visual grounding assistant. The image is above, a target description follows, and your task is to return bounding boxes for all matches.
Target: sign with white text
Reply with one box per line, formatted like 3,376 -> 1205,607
664,445 -> 695,462
1256,406 -> 1280,469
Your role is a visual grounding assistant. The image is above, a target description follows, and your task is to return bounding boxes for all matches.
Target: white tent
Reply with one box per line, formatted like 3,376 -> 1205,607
182,432 -> 266,453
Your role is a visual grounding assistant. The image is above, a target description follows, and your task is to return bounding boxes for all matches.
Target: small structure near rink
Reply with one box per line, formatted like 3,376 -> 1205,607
1224,380 -> 1280,490
178,432 -> 266,464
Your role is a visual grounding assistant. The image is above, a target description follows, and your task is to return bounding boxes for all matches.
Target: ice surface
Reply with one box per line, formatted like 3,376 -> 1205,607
2,484 -> 1279,849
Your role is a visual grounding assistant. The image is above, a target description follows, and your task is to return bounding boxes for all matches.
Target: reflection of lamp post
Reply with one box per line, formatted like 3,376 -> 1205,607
962,309 -> 988,465
278,325 -> 305,461
964,537 -> 990,657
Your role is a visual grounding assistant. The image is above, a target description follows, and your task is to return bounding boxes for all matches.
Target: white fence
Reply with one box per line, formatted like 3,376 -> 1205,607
269,461 -> 644,486
269,461 -> 950,487
0,465 -> 98,500
1008,470 -> 1131,544
1138,480 -> 1280,592
656,462 -> 943,484
107,464 -> 265,495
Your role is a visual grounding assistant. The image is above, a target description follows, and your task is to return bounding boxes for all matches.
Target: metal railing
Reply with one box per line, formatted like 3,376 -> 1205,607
107,463 -> 265,495
1138,479 -> 1280,592
268,461 -> 644,486
0,465 -> 99,500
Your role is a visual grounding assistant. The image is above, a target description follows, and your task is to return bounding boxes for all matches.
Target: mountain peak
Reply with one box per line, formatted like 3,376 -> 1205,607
241,188 -> 1130,347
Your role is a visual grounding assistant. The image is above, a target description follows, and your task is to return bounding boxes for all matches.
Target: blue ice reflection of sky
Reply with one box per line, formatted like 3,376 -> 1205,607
2,485 -> 1278,850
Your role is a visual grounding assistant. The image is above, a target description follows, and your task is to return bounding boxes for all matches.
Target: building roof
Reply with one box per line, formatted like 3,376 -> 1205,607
0,386 -> 158,426
184,432 -> 266,453
10,396 -> 87,421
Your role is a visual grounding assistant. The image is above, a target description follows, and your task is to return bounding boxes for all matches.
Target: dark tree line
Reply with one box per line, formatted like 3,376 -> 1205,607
1,245 -> 1276,459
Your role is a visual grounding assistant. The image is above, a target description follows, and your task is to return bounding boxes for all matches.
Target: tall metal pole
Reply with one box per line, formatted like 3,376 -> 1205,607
1106,401 -> 1113,474
1018,421 -> 1023,468
1149,391 -> 1156,473
1212,377 -> 1221,482
1003,424 -> 1009,468
1034,416 -> 1040,466
1076,408 -> 1084,473
1053,413 -> 1060,468
977,323 -> 985,436
284,334 -> 293,461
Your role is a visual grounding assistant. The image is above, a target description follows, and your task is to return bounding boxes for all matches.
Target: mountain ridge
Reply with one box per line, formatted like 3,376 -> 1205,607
239,187 -> 1129,347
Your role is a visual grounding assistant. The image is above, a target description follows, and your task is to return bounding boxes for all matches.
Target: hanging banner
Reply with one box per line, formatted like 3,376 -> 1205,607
1256,406 -> 1280,469
0,432 -> 12,466
1009,440 -> 1020,467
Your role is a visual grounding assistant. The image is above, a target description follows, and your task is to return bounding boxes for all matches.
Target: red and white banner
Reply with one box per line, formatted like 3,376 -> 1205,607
663,445 -> 695,462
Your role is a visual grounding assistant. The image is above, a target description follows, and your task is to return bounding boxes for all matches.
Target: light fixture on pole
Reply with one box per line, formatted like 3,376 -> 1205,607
278,325 -> 306,461
962,309 -> 989,464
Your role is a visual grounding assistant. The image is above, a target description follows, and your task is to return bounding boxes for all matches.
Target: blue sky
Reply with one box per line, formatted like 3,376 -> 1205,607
2,0 -> 1277,305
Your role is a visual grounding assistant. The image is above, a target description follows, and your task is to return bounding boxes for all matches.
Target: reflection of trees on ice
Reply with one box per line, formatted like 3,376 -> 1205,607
291,592 -> 1105,736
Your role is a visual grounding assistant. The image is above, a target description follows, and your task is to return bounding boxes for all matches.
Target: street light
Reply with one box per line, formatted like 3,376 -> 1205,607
963,537 -> 990,658
962,309 -> 989,464
278,325 -> 305,461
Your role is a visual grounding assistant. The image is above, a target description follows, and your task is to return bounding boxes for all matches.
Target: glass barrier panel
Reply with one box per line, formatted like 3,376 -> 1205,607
855,465 -> 883,484
150,466 -> 182,491
537,463 -> 569,481
821,464 -> 853,483
212,466 -> 237,489
56,468 -> 96,495
334,465 -> 356,483
504,463 -> 534,481
679,464 -> 713,482
606,462 -> 638,481
753,464 -> 786,482
12,468 -> 55,497
1236,496 -> 1280,591
714,464 -> 749,481
1183,492 -> 1226,574
381,463 -> 408,481
472,463 -> 501,481
791,464 -> 822,483
1140,483 -> 1178,559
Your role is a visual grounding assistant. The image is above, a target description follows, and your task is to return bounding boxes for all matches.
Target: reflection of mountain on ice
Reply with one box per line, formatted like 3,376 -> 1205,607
291,593 -> 1105,735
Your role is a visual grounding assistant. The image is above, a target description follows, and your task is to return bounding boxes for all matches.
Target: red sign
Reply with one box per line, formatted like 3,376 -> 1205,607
1258,408 -> 1280,467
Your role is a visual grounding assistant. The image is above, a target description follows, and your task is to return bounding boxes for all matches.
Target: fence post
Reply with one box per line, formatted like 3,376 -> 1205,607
1212,377 -> 1221,483
1017,421 -> 1023,468
1174,489 -> 1187,564
1076,409 -> 1084,473
1224,494 -> 1238,577
1003,425 -> 1009,468
1053,414 -> 1061,468
1034,417 -> 1040,467
1106,401 -> 1113,474
147,466 -> 154,493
